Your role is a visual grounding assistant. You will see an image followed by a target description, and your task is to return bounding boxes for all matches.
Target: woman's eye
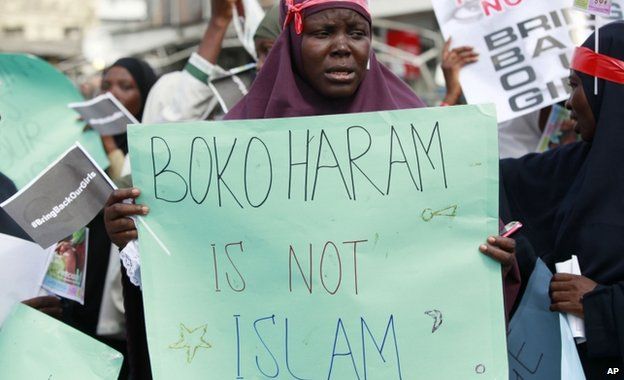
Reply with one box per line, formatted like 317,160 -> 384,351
314,30 -> 330,37
349,30 -> 366,38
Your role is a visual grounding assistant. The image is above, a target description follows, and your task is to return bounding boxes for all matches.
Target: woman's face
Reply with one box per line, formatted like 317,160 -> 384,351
101,66 -> 142,118
301,8 -> 371,99
565,70 -> 597,142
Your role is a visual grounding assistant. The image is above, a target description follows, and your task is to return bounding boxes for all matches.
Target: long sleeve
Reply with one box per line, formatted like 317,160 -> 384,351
141,53 -> 226,124
583,283 -> 624,359
119,240 -> 141,287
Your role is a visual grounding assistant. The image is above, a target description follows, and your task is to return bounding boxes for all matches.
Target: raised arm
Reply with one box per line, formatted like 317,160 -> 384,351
440,37 -> 479,106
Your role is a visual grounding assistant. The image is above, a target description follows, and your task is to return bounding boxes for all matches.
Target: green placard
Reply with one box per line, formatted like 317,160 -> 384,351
128,105 -> 507,379
0,303 -> 123,379
0,54 -> 107,189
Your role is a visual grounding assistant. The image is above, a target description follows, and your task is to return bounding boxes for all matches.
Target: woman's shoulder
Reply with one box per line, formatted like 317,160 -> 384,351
501,141 -> 589,172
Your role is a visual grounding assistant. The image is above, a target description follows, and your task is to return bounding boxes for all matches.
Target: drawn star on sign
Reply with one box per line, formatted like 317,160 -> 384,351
169,323 -> 212,363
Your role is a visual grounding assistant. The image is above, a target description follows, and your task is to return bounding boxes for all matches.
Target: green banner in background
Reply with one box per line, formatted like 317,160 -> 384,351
129,105 -> 506,379
0,303 -> 123,379
0,54 -> 107,189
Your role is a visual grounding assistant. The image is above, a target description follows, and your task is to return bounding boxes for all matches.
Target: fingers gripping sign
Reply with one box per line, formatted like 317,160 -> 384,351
442,39 -> 480,71
479,235 -> 516,275
104,188 -> 148,249
105,187 -> 172,256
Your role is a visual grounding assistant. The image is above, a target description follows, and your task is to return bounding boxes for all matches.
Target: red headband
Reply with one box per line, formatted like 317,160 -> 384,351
284,0 -> 371,35
571,46 -> 624,85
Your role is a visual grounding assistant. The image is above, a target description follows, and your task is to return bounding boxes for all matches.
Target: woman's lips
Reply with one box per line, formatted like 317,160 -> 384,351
324,71 -> 355,83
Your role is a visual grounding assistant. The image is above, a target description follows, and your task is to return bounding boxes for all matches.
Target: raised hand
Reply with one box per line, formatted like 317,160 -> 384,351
211,0 -> 240,27
441,37 -> 479,105
200,0 -> 242,63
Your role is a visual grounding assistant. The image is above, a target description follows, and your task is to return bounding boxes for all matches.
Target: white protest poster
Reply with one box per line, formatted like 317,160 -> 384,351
611,0 -> 624,18
0,143 -> 116,248
0,233 -> 53,325
432,0 -> 599,122
69,92 -> 139,136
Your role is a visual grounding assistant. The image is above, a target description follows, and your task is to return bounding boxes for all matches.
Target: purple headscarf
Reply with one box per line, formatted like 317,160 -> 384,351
224,0 -> 425,120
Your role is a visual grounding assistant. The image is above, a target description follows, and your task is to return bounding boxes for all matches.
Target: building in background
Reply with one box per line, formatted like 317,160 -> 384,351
0,0 -> 446,104
0,0 -> 249,78
0,0 -> 96,60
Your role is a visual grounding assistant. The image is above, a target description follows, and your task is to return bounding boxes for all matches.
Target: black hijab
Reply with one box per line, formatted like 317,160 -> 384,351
501,21 -> 624,284
501,22 -> 624,376
105,58 -> 157,153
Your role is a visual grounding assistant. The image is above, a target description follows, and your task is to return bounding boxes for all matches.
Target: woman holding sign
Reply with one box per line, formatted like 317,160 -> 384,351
104,0 -> 518,377
498,21 -> 624,378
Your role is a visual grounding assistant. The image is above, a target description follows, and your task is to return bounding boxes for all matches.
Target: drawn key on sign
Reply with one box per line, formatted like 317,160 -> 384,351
421,205 -> 458,222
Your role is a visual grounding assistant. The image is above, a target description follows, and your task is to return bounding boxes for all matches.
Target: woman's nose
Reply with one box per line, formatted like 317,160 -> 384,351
330,34 -> 350,57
